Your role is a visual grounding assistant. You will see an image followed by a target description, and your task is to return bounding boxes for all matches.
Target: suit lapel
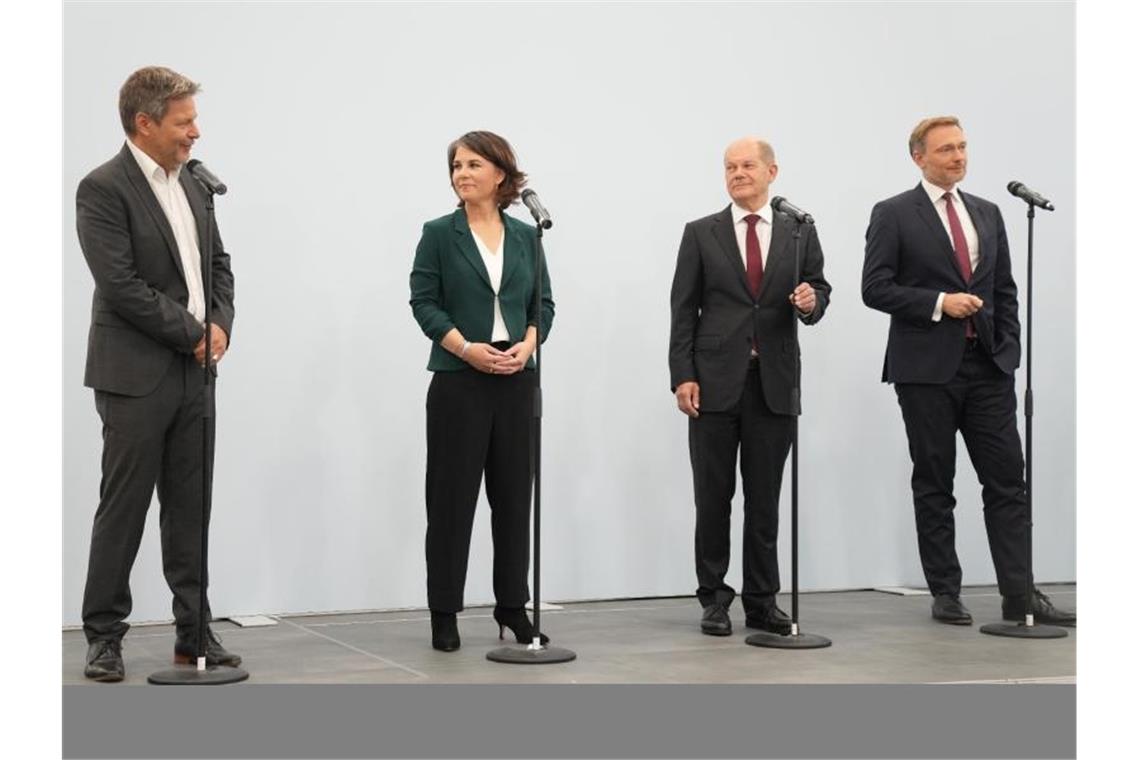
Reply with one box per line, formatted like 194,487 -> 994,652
451,210 -> 492,290
710,206 -> 751,297
911,184 -> 967,287
758,212 -> 792,301
499,217 -> 525,291
118,144 -> 188,283
959,191 -> 991,281
180,171 -> 209,258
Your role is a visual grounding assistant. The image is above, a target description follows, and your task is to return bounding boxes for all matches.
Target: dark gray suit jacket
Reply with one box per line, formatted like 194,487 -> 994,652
861,184 -> 1020,384
669,205 -> 831,415
76,143 -> 235,397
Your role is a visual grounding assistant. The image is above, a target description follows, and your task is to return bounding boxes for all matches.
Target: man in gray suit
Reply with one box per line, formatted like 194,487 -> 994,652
77,66 -> 239,681
669,137 -> 830,636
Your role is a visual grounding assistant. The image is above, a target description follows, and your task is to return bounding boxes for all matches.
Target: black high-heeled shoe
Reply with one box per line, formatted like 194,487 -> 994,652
493,607 -> 550,645
431,611 -> 460,651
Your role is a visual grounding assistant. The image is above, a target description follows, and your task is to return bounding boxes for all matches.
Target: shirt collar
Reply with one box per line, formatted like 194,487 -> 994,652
921,177 -> 960,206
126,138 -> 181,183
731,201 -> 772,226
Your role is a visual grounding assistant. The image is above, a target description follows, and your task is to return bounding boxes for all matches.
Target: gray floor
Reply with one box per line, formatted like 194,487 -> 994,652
62,584 -> 1075,685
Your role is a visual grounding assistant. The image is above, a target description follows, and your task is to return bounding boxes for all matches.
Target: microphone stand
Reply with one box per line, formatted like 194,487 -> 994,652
487,221 -> 576,664
149,182 -> 250,683
746,214 -> 831,650
980,200 -> 1067,639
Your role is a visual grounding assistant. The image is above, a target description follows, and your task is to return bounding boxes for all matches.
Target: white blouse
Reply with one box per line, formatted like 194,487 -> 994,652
472,230 -> 510,342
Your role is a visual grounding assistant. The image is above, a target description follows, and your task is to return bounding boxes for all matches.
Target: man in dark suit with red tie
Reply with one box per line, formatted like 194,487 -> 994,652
861,116 -> 1074,627
669,137 -> 831,636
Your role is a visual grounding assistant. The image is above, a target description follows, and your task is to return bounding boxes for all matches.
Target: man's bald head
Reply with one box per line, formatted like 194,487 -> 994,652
724,137 -> 775,165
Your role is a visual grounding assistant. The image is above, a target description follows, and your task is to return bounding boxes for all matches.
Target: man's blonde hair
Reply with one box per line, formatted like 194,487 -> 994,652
908,116 -> 961,157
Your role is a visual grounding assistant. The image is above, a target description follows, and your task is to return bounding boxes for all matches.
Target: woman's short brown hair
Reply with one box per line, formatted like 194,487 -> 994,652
447,131 -> 528,210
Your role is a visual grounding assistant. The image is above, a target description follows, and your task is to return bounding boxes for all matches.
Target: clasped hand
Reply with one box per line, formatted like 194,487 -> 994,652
193,323 -> 228,367
465,341 -> 534,375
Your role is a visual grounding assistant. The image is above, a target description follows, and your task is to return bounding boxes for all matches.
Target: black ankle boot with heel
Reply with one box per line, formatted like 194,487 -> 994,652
431,611 -> 460,651
493,607 -> 550,645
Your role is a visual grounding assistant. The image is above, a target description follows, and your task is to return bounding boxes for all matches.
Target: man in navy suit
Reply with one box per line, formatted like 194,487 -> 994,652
861,116 -> 1074,626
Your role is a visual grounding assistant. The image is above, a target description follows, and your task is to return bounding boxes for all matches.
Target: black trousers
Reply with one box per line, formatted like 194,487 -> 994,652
895,341 -> 1029,598
82,355 -> 213,643
688,361 -> 794,616
424,368 -> 534,613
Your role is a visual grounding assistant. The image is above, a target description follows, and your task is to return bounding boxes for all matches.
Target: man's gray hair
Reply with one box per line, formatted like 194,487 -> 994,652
118,66 -> 200,135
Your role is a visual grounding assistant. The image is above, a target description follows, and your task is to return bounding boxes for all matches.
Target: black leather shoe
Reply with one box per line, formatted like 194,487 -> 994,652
700,604 -> 732,636
174,627 -> 242,666
84,639 -> 124,682
931,594 -> 973,625
493,607 -> 550,645
745,606 -> 793,635
431,611 -> 461,652
1002,589 -> 1076,627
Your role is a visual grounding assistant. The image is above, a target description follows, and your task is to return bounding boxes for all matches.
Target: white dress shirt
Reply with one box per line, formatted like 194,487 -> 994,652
921,178 -> 979,322
731,201 -> 773,272
472,229 -> 510,342
126,139 -> 206,324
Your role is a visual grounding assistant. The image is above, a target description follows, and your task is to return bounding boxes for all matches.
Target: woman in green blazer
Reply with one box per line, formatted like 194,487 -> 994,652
409,131 -> 554,652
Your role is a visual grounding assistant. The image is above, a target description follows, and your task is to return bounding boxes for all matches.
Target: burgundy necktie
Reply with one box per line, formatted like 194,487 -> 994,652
942,193 -> 976,338
744,214 -> 763,299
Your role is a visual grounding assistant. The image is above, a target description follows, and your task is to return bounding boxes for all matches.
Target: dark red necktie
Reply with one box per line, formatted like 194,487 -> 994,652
942,193 -> 976,338
744,214 -> 763,299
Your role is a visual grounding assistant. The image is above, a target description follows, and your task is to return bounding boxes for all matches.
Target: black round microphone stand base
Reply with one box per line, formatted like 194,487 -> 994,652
148,664 -> 250,685
486,643 -> 578,664
746,623 -> 832,650
979,620 -> 1067,639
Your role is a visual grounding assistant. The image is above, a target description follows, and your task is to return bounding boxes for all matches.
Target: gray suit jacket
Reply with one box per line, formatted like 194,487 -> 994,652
669,205 -> 831,415
76,143 -> 235,396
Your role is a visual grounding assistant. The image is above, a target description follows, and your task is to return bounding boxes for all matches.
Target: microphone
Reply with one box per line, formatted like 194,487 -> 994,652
520,188 -> 553,229
770,196 -> 814,225
1007,181 -> 1054,211
186,159 -> 228,195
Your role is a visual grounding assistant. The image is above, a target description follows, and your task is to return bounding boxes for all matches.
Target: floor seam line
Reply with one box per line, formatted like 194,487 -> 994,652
277,617 -> 430,680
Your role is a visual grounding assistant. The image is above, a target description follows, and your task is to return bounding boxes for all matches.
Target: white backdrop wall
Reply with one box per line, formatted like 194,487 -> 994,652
62,2 -> 1075,626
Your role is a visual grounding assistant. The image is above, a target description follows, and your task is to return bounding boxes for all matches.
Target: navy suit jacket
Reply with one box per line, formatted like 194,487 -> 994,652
862,184 -> 1020,384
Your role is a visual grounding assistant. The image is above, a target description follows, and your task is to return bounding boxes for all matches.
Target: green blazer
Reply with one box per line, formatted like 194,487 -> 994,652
410,209 -> 555,371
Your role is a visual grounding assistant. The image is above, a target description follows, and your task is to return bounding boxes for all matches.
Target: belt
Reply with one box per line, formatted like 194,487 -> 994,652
490,340 -> 513,351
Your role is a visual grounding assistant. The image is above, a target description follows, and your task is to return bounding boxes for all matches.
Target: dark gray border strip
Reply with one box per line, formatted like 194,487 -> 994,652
63,683 -> 1074,759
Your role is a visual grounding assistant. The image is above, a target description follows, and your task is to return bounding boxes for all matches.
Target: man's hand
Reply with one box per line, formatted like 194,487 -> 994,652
789,283 -> 816,315
193,323 -> 229,367
943,293 -> 984,319
675,381 -> 701,418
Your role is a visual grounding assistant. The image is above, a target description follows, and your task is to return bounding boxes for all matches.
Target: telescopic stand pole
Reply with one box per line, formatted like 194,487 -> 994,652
149,187 -> 250,683
981,202 -> 1066,640
488,223 -> 576,664
747,218 -> 831,650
